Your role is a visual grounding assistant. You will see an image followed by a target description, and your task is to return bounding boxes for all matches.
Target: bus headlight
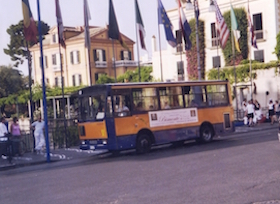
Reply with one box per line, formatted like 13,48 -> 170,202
81,140 -> 86,145
102,140 -> 107,145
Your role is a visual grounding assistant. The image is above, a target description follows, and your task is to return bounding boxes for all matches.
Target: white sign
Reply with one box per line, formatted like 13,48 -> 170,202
148,108 -> 198,128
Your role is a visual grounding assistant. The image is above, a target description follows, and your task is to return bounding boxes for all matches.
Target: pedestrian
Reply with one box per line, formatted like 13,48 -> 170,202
242,99 -> 248,125
253,99 -> 261,124
31,116 -> 45,154
10,117 -> 22,155
268,99 -> 275,125
275,100 -> 280,121
0,117 -> 8,137
246,99 -> 255,127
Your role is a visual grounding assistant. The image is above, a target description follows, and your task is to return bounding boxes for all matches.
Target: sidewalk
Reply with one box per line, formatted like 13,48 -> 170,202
1,122 -> 279,171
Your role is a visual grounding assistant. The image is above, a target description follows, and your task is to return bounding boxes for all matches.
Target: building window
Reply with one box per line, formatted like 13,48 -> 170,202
254,50 -> 264,62
176,30 -> 183,53
212,56 -> 221,68
94,49 -> 106,62
132,88 -> 158,111
70,50 -> 80,64
54,77 -> 64,87
253,13 -> 263,39
211,23 -> 219,47
39,56 -> 48,68
94,73 -> 105,82
177,61 -> 184,81
159,87 -> 183,110
52,34 -> 57,43
120,51 -> 131,60
52,53 -> 61,65
72,74 -> 82,86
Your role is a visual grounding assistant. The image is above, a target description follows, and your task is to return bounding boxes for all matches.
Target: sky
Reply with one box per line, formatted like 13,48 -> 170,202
0,0 -> 177,76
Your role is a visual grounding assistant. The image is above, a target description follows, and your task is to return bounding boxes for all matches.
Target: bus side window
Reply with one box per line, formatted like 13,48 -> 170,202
132,88 -> 158,111
112,89 -> 132,117
159,87 -> 183,110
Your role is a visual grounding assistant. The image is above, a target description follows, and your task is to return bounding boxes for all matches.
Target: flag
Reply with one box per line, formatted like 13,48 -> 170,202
135,0 -> 146,50
158,0 -> 177,47
108,0 -> 128,49
55,0 -> 65,48
213,0 -> 230,49
194,0 -> 200,21
230,5 -> 241,52
84,0 -> 91,48
177,0 -> 191,50
22,0 -> 37,43
248,6 -> 258,49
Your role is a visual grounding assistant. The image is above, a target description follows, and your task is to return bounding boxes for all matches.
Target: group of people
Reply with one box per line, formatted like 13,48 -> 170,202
243,98 -> 280,126
0,115 -> 46,156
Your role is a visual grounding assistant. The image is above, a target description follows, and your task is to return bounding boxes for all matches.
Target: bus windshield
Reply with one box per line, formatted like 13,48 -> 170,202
78,92 -> 107,122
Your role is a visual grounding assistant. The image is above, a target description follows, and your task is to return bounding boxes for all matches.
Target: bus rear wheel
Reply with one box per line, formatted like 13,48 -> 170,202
136,134 -> 151,154
197,124 -> 214,143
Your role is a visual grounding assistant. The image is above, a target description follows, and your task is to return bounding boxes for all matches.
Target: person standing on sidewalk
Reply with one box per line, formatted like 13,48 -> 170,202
31,116 -> 45,154
268,99 -> 275,125
274,100 -> 280,121
0,117 -> 8,137
246,100 -> 255,127
10,117 -> 22,156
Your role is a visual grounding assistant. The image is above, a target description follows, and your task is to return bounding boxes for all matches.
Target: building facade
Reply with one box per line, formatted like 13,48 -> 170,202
30,26 -> 137,87
152,0 -> 280,82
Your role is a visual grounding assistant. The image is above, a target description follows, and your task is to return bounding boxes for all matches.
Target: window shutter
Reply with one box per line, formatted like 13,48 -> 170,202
93,50 -> 97,61
129,51 -> 132,60
70,52 -> 74,64
72,75 -> 76,86
212,56 -> 221,68
176,30 -> 182,44
52,54 -> 56,65
102,50 -> 106,61
55,77 -> 58,87
120,51 -> 124,60
45,56 -> 48,68
79,74 -> 82,85
77,51 -> 80,63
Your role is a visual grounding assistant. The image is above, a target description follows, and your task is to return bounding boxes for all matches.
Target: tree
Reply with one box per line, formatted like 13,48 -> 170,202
222,8 -> 248,66
0,65 -> 27,114
274,32 -> 280,60
186,19 -> 205,80
4,20 -> 50,67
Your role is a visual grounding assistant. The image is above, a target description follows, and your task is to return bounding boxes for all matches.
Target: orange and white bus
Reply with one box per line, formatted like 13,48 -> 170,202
77,80 -> 235,153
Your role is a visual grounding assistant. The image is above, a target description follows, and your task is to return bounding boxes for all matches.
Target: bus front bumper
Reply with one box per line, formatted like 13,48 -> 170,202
80,139 -> 108,150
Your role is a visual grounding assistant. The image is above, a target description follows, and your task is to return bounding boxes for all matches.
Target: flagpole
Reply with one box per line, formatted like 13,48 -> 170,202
135,13 -> 141,82
215,20 -> 220,79
112,40 -> 117,82
37,0 -> 50,162
26,42 -> 34,150
194,0 -> 201,80
232,22 -> 239,120
158,24 -> 163,82
248,0 -> 253,100
58,36 -> 68,148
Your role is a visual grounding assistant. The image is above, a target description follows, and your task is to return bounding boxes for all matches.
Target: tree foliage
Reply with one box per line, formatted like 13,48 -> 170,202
222,8 -> 248,66
4,20 -> 50,67
274,32 -> 280,60
186,19 -> 205,80
96,66 -> 153,84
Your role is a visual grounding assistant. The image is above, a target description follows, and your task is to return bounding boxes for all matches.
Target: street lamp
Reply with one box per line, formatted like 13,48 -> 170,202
209,0 -> 216,12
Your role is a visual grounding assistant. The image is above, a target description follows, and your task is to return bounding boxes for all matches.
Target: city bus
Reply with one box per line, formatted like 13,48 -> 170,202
76,80 -> 235,153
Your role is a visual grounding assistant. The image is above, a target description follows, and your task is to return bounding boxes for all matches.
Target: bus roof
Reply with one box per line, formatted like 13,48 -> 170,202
76,80 -> 229,93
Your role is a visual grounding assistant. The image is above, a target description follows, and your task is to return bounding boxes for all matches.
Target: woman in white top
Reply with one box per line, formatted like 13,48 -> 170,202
268,99 -> 275,125
31,116 -> 45,154
246,100 -> 255,127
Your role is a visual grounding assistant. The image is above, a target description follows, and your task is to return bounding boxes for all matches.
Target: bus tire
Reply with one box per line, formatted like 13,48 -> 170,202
136,134 -> 151,154
197,124 -> 214,143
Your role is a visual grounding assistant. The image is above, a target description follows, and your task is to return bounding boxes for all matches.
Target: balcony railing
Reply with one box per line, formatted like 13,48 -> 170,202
95,61 -> 107,68
53,66 -> 61,72
115,60 -> 138,67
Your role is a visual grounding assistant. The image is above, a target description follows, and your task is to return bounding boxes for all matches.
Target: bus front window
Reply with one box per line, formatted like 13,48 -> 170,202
79,94 -> 106,121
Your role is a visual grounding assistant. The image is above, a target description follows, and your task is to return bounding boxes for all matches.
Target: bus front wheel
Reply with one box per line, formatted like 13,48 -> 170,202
136,134 -> 151,154
198,124 -> 214,143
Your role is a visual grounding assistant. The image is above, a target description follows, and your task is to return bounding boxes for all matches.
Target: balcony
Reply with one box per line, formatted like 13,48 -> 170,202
95,61 -> 107,68
114,60 -> 138,67
53,66 -> 61,72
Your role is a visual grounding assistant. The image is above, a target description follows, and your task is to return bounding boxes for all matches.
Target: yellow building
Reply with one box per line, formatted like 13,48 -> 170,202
30,26 -> 137,87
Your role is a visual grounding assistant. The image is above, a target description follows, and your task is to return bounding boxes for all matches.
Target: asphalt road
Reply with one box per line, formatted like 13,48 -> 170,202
0,128 -> 280,204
